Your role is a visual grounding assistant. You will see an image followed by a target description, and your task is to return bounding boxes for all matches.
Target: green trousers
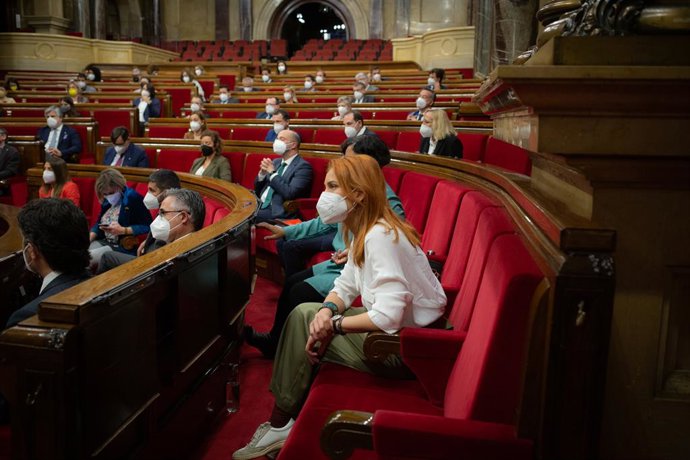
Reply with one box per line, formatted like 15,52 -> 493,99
269,302 -> 405,417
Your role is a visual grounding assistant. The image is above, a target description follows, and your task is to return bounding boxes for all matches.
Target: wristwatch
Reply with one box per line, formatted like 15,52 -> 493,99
319,301 -> 339,316
331,314 -> 345,335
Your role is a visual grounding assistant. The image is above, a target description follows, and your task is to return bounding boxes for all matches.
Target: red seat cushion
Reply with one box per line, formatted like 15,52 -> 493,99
458,133 -> 488,162
483,137 -> 531,175
396,172 -> 440,234
396,132 -> 421,153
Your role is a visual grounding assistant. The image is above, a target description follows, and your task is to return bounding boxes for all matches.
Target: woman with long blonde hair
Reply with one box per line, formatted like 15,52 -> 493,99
233,154 -> 446,460
419,108 -> 463,158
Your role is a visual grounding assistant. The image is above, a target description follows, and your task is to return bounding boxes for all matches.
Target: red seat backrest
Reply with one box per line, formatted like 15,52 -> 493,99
396,172 -> 440,234
421,181 -> 472,262
197,80 -> 215,98
395,131 -> 420,153
444,233 -> 542,424
382,166 -> 406,194
372,110 -> 409,120
72,177 -> 96,224
483,137 -> 532,175
147,126 -> 188,139
292,127 -> 315,144
213,207 -> 230,223
223,152 -> 246,184
313,129 -> 346,145
294,111 -> 333,120
158,86 -> 194,116
230,127 -> 268,141
306,157 -> 329,197
69,124 -> 91,157
241,153 -> 280,190
458,133 -> 488,162
202,197 -> 223,227
373,130 -> 399,150
156,149 -> 198,173
93,110 -> 133,139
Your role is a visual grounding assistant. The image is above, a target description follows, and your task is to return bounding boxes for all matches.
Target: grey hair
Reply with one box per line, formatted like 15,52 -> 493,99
44,105 -> 62,118
160,188 -> 206,231
0,127 -> 7,136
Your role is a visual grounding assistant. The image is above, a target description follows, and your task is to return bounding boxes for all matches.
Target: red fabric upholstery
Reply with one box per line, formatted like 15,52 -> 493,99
147,126 -> 188,139
0,177 -> 27,207
230,127 -> 268,141
458,133 -> 489,162
159,87 -> 193,116
213,207 -> 230,223
240,153 -> 279,190
381,166 -> 406,193
313,129 -> 346,145
156,149 -> 198,173
373,130 -> 399,150
372,110 -> 410,120
292,127 -> 315,144
202,197 -> 223,227
223,152 -> 246,184
421,181 -> 472,264
395,131 -> 420,153
396,172 -> 440,233
255,227 -> 278,253
92,110 -> 133,139
305,157 -> 328,198
483,137 -> 532,175
306,251 -> 333,268
295,111 -> 333,120
73,177 -> 96,225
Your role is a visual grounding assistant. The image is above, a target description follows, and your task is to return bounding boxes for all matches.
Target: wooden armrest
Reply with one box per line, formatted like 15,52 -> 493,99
363,316 -> 451,363
321,410 -> 373,460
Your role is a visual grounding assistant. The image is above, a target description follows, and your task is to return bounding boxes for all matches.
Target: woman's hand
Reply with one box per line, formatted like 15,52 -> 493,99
104,222 -> 126,236
256,222 -> 285,240
331,249 -> 349,265
89,231 -> 97,242
136,240 -> 147,256
309,307 -> 334,342
305,333 -> 333,365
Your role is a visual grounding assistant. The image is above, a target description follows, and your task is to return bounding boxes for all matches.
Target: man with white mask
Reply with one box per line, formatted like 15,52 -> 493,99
342,110 -> 378,139
351,81 -> 374,104
254,129 -> 313,224
97,187 -> 203,274
264,109 -> 290,142
36,105 -> 82,163
406,88 -> 435,121
256,97 -> 281,120
103,126 -> 149,168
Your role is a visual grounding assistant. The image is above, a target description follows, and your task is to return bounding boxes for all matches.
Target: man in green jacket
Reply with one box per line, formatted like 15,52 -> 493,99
245,135 -> 405,358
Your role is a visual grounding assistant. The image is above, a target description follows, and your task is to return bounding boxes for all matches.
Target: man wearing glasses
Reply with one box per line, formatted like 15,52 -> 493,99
97,188 -> 205,273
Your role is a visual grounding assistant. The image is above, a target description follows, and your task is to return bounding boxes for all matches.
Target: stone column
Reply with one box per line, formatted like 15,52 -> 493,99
73,0 -> 90,37
92,0 -> 106,40
239,0 -> 252,41
369,0 -> 383,39
25,0 -> 71,34
394,0 -> 410,37
152,0 -> 161,46
215,0 -> 229,41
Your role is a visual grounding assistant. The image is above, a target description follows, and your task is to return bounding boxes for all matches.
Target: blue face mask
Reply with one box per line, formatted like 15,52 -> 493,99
105,192 -> 121,206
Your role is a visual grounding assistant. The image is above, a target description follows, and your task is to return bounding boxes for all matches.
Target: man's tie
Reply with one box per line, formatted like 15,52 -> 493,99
261,162 -> 287,209
47,129 -> 58,149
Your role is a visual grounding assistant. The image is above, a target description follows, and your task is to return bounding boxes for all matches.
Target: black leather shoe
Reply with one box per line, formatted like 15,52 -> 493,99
243,326 -> 277,359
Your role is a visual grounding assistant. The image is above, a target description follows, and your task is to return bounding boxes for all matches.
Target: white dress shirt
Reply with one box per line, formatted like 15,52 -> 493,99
40,271 -> 62,294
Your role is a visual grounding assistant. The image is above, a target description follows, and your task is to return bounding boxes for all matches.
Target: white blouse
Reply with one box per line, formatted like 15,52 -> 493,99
331,222 -> 446,334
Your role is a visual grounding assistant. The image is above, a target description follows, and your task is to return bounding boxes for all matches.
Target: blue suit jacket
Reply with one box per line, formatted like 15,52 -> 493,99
265,129 -> 278,142
132,97 -> 161,122
90,187 -> 153,254
103,143 -> 149,167
36,124 -> 83,163
254,155 -> 313,219
256,112 -> 272,120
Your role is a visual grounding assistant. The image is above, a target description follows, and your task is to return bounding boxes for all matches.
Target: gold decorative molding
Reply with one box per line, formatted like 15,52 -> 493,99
392,26 -> 475,70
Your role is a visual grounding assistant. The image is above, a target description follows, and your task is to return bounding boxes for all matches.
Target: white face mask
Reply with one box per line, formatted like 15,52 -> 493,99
150,213 -> 182,242
77,81 -> 86,89
143,191 -> 159,210
105,192 -> 121,206
43,170 -> 56,184
266,104 -> 276,115
22,243 -> 36,274
278,65 -> 286,72
304,80 -> 313,89
344,126 -> 358,138
427,77 -> 435,86
315,75 -> 324,84
190,103 -> 201,112
261,74 -> 270,82
190,120 -> 201,132
219,93 -> 229,102
273,122 -> 285,134
420,124 -> 433,138
243,86 -> 253,92
273,139 -> 289,155
416,97 -> 428,110
283,92 -> 292,101
182,76 -> 191,83
372,73 -> 381,82
87,73 -> 96,81
46,116 -> 59,129
337,106 -> 348,116
195,69 -> 203,76
141,91 -> 150,99
316,191 -> 350,224
114,144 -> 126,155
353,91 -> 363,100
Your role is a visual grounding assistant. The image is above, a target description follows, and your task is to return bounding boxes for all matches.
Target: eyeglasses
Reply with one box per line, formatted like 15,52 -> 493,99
159,209 -> 188,217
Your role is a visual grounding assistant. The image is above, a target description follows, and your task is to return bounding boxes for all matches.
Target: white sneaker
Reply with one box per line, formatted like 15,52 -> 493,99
232,419 -> 295,460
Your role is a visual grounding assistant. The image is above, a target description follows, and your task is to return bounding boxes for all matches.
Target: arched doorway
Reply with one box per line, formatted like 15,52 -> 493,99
269,0 -> 354,56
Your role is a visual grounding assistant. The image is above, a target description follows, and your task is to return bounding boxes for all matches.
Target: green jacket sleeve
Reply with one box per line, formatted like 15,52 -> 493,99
283,216 -> 338,241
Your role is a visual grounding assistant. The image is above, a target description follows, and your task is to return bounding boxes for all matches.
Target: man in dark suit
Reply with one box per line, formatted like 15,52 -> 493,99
35,105 -> 82,163
211,85 -> 240,104
256,97 -> 281,120
352,81 -> 374,104
407,88 -> 435,121
343,110 -> 378,139
103,126 -> 149,168
0,128 -> 20,196
6,198 -> 91,328
265,109 -> 290,142
254,129 -> 313,224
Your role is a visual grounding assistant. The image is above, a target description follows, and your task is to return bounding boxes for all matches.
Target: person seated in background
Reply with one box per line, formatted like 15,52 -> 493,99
188,95 -> 209,118
67,80 -> 89,104
83,65 -> 102,82
233,155 -> 445,459
315,69 -> 326,84
254,129 -> 312,224
89,168 -> 152,265
369,66 -> 384,83
142,169 -> 181,211
419,109 -> 463,158
427,67 -> 447,91
276,61 -> 288,75
300,74 -> 317,92
132,85 -> 161,130
331,96 -> 353,121
355,71 -> 379,92
265,109 -> 290,142
194,65 -> 205,77
212,85 -> 239,104
239,76 -> 259,93
5,77 -> 20,92
133,77 -> 152,94
343,110 -> 377,139
0,128 -> 20,196
104,126 -> 149,168
260,68 -> 273,83
407,88 -> 435,121
38,156 -> 80,206
352,81 -> 374,104
76,72 -> 97,93
6,198 -> 92,328
0,86 -> 16,104
180,68 -> 206,101
282,86 -> 298,104
246,135 -> 405,358
36,105 -> 82,163
190,130 -> 232,181
132,66 -> 142,83
257,97 -> 280,120
184,112 -> 207,140
98,188 -> 205,274
58,96 -> 80,117
146,64 -> 159,76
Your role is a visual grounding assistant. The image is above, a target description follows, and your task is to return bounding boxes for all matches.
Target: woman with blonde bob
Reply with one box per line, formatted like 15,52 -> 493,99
419,108 -> 463,158
232,154 -> 446,460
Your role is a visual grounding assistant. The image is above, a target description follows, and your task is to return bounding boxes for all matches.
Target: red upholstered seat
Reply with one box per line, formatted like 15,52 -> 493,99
295,111 -> 333,120
372,110 -> 410,120
202,197 -> 223,227
292,128 -> 315,144
230,127 -> 268,141
73,176 -> 97,225
458,133 -> 489,162
396,172 -> 440,234
373,130 -> 399,150
156,149 -> 198,173
223,152 -> 246,184
382,166 -> 406,193
483,137 -> 532,175
240,153 -> 280,190
421,181 -> 472,265
313,129 -> 346,145
92,110 -> 134,139
213,207 -> 230,223
396,131 -> 421,153
147,126 -> 188,139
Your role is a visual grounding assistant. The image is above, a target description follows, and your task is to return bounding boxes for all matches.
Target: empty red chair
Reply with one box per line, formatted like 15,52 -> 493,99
156,149 -> 198,173
483,137 -> 532,175
202,198 -> 223,227
457,133 -> 489,162
382,166 -> 406,193
373,130 -> 399,150
313,129 -> 346,145
396,131 -> 421,153
396,172 -> 440,234
147,126 -> 188,139
223,152 -> 246,184
421,181 -> 472,266
230,127 -> 268,141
